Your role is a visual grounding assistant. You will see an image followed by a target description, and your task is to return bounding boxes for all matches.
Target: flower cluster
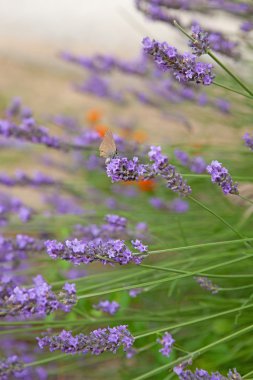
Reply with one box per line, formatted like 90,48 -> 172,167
142,37 -> 215,85
106,146 -> 191,196
1,275 -> 76,318
93,300 -> 120,315
243,132 -> 253,151
175,368 -> 242,380
206,160 -> 239,195
0,356 -> 24,380
0,117 -> 61,149
194,276 -> 219,294
148,146 -> 192,195
174,149 -> 206,173
38,325 -> 134,355
157,332 -> 175,357
45,238 -> 145,266
0,192 -> 33,226
0,171 -> 58,187
106,156 -> 147,182
150,197 -> 189,213
61,51 -> 148,76
189,24 -> 210,56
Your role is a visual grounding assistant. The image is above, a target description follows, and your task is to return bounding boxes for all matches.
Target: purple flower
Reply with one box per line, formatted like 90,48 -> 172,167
45,238 -> 144,266
106,156 -> 147,182
174,149 -> 190,166
131,239 -> 148,253
175,368 -> 242,380
157,332 -> 175,357
190,156 -> 206,174
170,198 -> 189,213
0,356 -> 24,379
143,37 -> 215,86
240,21 -> 253,32
37,325 -> 134,355
94,300 -> 120,315
194,276 -> 219,294
129,288 -> 143,298
243,132 -> 253,151
215,98 -> 230,114
1,275 -> 76,318
149,197 -> 166,209
148,146 -> 192,196
189,24 -> 210,56
206,160 -> 238,195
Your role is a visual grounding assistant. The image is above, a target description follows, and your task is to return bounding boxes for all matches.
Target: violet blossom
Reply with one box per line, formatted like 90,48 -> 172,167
1,275 -> 76,318
243,132 -> 253,151
194,276 -> 219,294
45,238 -> 144,266
142,37 -> 215,85
157,332 -> 175,357
206,160 -> 239,195
37,325 -> 134,355
93,300 -> 120,315
0,356 -> 24,379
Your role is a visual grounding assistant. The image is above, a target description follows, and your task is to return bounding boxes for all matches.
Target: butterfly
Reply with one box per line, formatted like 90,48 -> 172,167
99,129 -> 117,162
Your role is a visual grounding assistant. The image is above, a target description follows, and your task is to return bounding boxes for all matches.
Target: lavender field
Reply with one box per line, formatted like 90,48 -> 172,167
0,1 -> 253,379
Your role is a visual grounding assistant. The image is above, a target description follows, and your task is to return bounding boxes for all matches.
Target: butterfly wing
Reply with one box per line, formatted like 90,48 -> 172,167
99,129 -> 117,158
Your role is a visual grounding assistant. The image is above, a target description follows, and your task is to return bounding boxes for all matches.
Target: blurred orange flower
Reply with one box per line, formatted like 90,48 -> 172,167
86,109 -> 102,124
133,130 -> 148,144
138,179 -> 156,192
95,124 -> 108,137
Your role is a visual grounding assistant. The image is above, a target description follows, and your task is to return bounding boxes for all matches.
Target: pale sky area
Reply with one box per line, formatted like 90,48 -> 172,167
0,0 -> 239,63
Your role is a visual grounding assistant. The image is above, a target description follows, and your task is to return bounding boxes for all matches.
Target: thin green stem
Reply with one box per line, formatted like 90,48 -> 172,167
147,237 -> 253,255
189,196 -> 246,241
213,81 -> 253,99
208,50 -> 253,97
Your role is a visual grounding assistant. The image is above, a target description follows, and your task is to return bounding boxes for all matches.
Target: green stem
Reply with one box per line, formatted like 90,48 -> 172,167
213,81 -> 253,99
189,196 -> 246,241
208,50 -> 253,97
147,237 -> 253,255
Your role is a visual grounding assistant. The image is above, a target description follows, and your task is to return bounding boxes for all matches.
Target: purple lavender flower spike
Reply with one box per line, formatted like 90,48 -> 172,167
240,21 -> 253,32
170,198 -> 189,213
129,288 -> 143,298
148,146 -> 192,196
190,156 -> 206,173
1,275 -> 76,318
143,37 -> 215,86
37,325 -> 134,355
194,276 -> 219,294
157,332 -> 175,357
131,239 -> 148,253
93,300 -> 120,315
175,367 -> 242,380
0,356 -> 24,379
106,156 -> 147,182
206,160 -> 239,195
189,24 -> 210,56
243,132 -> 253,151
45,238 -> 144,266
174,149 -> 190,166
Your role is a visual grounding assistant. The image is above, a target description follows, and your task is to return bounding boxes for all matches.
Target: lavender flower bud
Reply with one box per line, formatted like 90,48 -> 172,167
1,275 -> 76,318
142,37 -> 215,86
206,160 -> 239,195
45,238 -> 144,266
37,325 -> 134,355
93,300 -> 120,315
189,24 -> 210,56
0,356 -> 24,379
157,332 -> 175,357
243,132 -> 253,151
194,276 -> 219,294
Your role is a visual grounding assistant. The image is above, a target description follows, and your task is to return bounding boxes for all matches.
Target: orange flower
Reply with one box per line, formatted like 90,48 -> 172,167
138,179 -> 156,192
86,109 -> 102,124
133,130 -> 148,144
95,124 -> 108,137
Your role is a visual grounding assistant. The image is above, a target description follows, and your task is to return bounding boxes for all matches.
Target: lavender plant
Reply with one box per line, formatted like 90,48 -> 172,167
1,3 -> 253,380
